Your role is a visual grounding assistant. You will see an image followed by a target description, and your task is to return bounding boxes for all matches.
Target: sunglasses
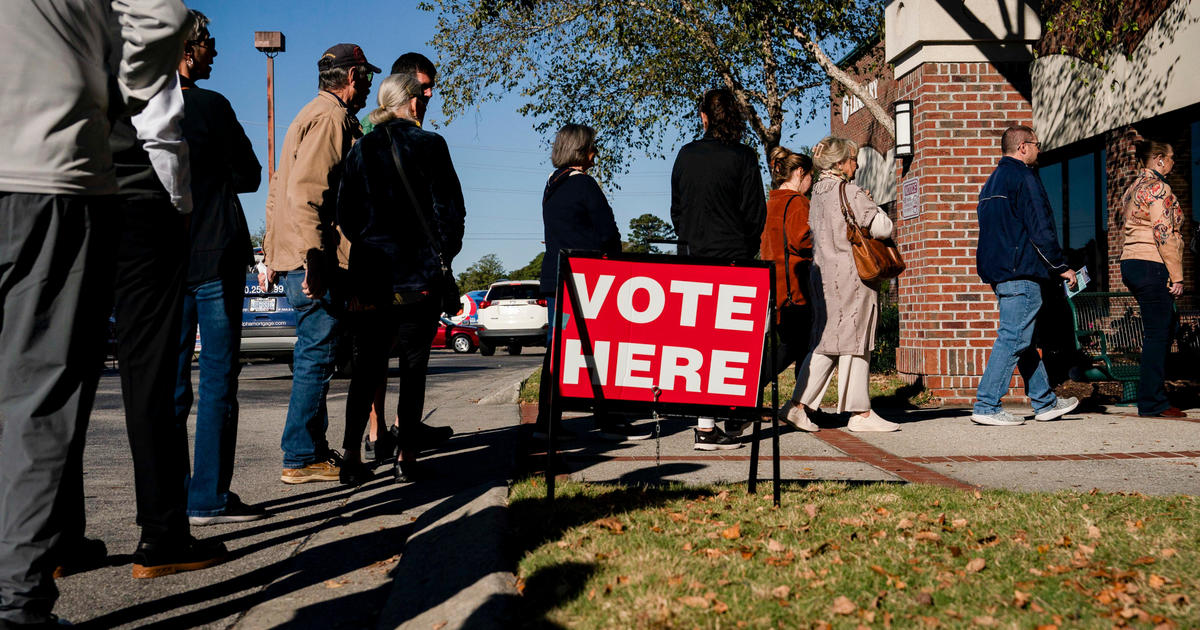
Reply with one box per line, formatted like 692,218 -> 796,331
192,36 -> 215,49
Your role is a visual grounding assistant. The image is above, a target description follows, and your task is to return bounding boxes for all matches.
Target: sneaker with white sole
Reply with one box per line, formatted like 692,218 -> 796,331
189,495 -> 269,526
846,410 -> 900,432
1034,396 -> 1079,422
596,421 -> 652,441
693,427 -> 744,450
970,409 -> 1023,426
778,404 -> 820,432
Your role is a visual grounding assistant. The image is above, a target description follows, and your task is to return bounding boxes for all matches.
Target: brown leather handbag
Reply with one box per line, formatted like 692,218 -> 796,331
838,182 -> 905,282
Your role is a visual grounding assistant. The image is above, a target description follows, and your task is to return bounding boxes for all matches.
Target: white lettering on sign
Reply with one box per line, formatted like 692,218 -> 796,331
572,273 -> 614,319
714,284 -> 756,331
709,350 -> 749,396
562,339 -> 610,385
615,342 -> 656,388
669,280 -> 713,326
659,345 -> 704,392
616,276 -> 666,324
840,80 -> 879,125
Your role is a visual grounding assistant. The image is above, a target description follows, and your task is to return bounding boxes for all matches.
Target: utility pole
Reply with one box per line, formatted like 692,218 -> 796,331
253,31 -> 285,180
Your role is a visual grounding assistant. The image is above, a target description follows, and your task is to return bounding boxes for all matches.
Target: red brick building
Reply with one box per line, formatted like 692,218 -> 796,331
833,0 -> 1199,403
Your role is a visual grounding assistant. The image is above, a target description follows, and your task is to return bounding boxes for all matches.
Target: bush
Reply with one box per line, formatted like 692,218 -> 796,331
871,302 -> 899,372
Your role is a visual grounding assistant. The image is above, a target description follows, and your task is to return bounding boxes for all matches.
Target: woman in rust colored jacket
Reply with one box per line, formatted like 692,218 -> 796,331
758,146 -> 818,430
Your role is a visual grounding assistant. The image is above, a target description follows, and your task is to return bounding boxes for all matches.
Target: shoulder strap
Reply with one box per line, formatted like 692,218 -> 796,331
780,194 -> 797,305
838,181 -> 860,229
383,125 -> 446,265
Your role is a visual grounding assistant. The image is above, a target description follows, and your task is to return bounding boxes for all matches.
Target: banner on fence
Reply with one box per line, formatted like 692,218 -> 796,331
554,253 -> 772,414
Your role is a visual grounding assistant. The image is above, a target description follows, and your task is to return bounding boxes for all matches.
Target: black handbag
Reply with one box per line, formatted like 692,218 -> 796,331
383,126 -> 461,315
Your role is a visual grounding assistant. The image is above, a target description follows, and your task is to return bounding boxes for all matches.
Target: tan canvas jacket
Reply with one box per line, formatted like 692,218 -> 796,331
1119,169 -> 1184,283
264,91 -> 360,272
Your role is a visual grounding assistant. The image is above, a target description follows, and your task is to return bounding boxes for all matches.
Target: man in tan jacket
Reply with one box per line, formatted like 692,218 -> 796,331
262,43 -> 380,483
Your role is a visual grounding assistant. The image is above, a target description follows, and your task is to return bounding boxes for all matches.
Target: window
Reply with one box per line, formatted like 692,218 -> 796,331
1038,144 -> 1108,289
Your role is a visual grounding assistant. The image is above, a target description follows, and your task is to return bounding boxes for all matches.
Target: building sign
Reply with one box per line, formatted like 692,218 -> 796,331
900,177 -> 920,219
552,254 -> 771,412
840,80 -> 879,124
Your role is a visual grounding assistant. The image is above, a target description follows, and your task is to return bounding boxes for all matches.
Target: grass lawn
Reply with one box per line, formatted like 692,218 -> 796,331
509,479 -> 1198,628
519,367 -> 935,409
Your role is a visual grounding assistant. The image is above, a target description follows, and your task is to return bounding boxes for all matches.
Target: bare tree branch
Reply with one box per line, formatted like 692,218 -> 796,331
792,25 -> 895,138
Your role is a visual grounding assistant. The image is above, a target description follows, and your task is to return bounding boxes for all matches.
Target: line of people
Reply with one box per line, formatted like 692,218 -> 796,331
0,3 -> 465,625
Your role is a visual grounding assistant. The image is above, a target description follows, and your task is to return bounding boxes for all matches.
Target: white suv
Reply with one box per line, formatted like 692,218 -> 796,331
475,280 -> 548,355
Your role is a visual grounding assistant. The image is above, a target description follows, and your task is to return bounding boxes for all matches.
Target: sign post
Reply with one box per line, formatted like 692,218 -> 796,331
544,251 -> 780,505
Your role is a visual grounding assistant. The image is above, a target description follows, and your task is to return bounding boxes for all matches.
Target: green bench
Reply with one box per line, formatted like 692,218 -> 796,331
1066,292 -> 1144,402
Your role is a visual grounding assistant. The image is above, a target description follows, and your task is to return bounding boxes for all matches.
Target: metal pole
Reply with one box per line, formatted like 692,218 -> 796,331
771,300 -> 781,508
266,54 -> 276,181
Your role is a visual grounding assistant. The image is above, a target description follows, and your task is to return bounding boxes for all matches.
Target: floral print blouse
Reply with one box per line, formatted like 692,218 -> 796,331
1119,168 -> 1185,283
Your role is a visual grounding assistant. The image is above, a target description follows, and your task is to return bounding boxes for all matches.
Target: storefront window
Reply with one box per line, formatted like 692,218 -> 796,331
1038,145 -> 1107,289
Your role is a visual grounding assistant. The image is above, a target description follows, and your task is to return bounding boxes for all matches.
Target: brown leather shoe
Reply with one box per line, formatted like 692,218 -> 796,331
280,460 -> 339,484
1142,406 -> 1186,418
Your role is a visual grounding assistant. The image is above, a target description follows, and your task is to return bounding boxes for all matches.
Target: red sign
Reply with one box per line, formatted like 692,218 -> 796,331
555,256 -> 771,409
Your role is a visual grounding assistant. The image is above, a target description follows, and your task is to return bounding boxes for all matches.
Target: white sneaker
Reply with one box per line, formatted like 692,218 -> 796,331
970,409 -> 1023,426
1034,396 -> 1079,422
846,410 -> 899,432
778,404 -> 820,432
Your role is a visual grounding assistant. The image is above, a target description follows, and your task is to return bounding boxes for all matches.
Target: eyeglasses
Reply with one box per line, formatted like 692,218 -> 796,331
1023,140 -> 1040,147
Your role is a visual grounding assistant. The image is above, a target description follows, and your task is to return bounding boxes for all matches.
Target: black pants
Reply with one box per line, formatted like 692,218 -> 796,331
343,300 -> 439,454
1120,259 -> 1177,415
113,198 -> 191,544
758,303 -> 813,405
0,193 -> 115,626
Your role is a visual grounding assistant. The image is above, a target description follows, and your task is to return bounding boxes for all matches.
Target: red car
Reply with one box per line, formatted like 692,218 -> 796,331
432,317 -> 481,353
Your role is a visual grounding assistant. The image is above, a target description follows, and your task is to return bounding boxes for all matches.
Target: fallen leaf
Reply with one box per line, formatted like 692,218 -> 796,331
973,616 -> 997,626
677,595 -> 709,608
915,592 -> 934,606
703,548 -> 724,558
593,517 -> 625,533
805,503 -> 819,518
1133,556 -> 1157,565
667,575 -> 683,586
1013,589 -> 1031,608
716,490 -> 730,501
771,585 -> 791,599
973,490 -> 983,500
767,539 -> 785,552
897,518 -> 914,530
831,595 -> 856,615
1160,548 -> 1177,558
712,600 -> 729,614
952,518 -> 968,528
682,542 -> 693,551
966,558 -> 986,573
323,579 -> 344,589
432,623 -> 447,630
915,531 -> 941,542
586,588 -> 595,600
1035,625 -> 1059,630
668,512 -> 687,522
1087,525 -> 1101,539
617,575 -> 630,585
650,525 -> 663,533
1165,593 -> 1190,606
721,524 -> 741,539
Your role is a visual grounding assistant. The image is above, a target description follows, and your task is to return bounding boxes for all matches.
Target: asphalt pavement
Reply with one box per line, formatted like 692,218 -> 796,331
48,350 -> 539,629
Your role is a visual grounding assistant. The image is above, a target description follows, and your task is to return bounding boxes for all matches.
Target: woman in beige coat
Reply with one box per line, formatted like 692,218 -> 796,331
779,136 -> 899,432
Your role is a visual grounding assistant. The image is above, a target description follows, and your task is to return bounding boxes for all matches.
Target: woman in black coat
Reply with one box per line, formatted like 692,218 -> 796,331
335,73 -> 465,485
534,124 -> 638,441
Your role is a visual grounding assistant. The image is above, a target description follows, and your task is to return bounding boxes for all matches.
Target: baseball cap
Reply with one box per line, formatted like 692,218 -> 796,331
318,43 -> 382,73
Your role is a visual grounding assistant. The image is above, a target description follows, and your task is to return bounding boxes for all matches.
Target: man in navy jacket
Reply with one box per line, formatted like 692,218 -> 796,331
972,125 -> 1079,426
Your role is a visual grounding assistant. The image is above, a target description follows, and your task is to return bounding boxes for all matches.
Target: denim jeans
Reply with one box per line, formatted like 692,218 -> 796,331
175,275 -> 243,516
280,270 -> 341,468
974,279 -> 1057,415
1120,259 -> 1176,415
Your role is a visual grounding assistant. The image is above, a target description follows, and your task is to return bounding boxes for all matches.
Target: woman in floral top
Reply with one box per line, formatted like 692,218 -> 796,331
1119,139 -> 1185,417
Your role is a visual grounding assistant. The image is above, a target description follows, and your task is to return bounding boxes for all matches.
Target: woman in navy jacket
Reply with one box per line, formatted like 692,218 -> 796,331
336,73 -> 465,484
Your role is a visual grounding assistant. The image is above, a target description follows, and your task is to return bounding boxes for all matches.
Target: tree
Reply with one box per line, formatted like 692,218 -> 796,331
420,0 -> 884,174
250,220 -> 266,250
456,253 -> 507,292
509,251 -> 544,280
624,213 -> 676,254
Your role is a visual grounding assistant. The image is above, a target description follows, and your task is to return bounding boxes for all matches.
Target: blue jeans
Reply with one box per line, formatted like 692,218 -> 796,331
175,276 -> 243,516
974,279 -> 1058,415
280,270 -> 340,468
1120,259 -> 1176,415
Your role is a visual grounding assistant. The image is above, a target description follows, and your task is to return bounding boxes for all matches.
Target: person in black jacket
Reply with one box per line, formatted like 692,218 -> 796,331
172,11 -> 267,526
971,125 -> 1079,426
336,73 -> 465,485
533,124 -> 647,442
670,88 -> 767,450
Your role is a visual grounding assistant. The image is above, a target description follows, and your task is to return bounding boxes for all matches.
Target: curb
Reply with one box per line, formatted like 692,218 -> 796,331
376,480 -> 517,630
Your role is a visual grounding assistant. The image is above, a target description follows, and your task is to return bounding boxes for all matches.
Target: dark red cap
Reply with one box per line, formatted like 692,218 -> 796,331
318,43 -> 381,73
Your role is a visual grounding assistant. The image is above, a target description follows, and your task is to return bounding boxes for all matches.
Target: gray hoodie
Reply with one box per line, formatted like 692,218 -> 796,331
0,0 -> 188,195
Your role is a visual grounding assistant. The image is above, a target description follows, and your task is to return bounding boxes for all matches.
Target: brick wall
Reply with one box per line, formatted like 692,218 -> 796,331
830,41 -> 897,155
893,62 -> 1035,404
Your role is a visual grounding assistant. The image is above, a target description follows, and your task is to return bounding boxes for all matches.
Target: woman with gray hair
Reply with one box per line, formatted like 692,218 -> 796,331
779,136 -> 899,432
335,72 -> 466,485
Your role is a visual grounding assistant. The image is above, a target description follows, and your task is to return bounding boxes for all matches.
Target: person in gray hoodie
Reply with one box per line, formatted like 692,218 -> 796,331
0,1 -> 188,627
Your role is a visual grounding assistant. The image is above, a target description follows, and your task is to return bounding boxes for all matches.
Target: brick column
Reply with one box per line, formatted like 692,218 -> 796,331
893,62 -> 1035,404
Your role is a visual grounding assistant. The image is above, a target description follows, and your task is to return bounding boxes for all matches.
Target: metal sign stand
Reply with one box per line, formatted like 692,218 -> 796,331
747,301 -> 782,506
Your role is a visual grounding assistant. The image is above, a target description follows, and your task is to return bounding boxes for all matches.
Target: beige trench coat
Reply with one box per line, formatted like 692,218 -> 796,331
808,175 -> 892,356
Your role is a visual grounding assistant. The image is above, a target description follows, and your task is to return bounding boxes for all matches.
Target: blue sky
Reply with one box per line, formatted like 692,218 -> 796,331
192,1 -> 829,272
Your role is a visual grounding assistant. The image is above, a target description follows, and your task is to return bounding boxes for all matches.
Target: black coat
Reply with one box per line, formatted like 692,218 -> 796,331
975,156 -> 1068,284
336,119 -> 465,303
540,168 -> 622,294
670,135 -> 766,259
180,80 -> 260,284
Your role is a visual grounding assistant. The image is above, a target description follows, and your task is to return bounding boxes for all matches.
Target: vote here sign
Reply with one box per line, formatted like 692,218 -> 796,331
555,254 -> 772,410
